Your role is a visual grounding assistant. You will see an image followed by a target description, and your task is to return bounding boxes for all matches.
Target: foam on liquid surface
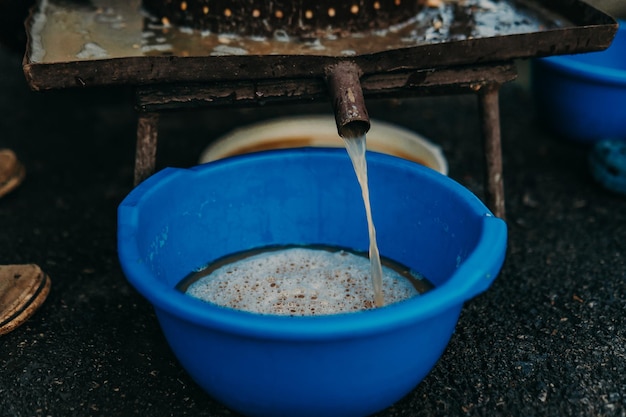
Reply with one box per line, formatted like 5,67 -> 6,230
185,247 -> 420,316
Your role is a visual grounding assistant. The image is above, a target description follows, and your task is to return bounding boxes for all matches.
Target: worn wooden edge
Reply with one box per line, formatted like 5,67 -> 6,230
22,0 -> 617,91
134,63 -> 518,112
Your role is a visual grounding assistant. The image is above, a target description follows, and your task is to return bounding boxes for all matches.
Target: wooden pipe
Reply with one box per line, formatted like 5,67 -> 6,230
325,61 -> 370,139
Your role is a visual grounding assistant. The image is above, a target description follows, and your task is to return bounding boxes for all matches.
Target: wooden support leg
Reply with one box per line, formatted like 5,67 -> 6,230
134,112 -> 159,186
478,85 -> 506,219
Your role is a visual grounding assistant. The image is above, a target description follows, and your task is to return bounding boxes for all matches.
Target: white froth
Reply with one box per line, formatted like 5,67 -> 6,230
185,247 -> 419,316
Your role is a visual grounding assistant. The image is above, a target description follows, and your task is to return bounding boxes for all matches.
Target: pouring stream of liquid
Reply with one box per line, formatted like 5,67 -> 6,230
342,134 -> 385,307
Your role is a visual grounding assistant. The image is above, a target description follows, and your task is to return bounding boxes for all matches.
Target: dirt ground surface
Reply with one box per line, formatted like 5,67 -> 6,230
1,33 -> 625,417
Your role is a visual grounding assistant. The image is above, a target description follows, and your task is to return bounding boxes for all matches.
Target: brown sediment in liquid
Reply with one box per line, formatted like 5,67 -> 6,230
179,245 -> 433,316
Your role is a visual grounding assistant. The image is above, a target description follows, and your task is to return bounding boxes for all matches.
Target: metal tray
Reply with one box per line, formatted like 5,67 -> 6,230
23,0 -> 617,90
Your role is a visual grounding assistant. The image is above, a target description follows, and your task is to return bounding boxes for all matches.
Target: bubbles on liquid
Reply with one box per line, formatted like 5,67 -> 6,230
94,7 -> 124,26
141,43 -> 173,53
210,44 -> 249,56
273,29 -> 291,43
185,247 -> 420,316
76,42 -> 109,59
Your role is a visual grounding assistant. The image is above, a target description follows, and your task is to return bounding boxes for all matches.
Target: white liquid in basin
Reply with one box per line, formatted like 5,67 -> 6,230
184,247 -> 424,316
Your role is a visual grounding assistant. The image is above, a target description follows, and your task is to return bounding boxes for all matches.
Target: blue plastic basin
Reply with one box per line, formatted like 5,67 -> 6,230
532,21 -> 626,143
117,148 -> 507,417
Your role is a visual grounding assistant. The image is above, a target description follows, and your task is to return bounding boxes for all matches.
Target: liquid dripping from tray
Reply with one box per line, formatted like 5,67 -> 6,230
342,133 -> 385,307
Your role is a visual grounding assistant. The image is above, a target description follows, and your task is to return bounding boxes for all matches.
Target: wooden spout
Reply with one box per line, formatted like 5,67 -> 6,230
325,61 -> 370,139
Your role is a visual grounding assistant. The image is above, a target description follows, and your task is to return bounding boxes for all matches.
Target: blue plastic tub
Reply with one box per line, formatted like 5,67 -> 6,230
118,148 -> 507,417
532,21 -> 626,143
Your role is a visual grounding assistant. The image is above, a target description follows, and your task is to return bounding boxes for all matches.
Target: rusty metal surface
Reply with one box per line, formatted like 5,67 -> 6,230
325,61 -> 370,138
23,0 -> 617,91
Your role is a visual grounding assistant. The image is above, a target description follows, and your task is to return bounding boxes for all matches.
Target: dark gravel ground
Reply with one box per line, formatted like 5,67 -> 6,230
0,43 -> 625,417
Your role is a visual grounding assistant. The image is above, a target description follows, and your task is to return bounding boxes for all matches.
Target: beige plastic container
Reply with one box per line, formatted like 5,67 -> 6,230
199,115 -> 448,175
